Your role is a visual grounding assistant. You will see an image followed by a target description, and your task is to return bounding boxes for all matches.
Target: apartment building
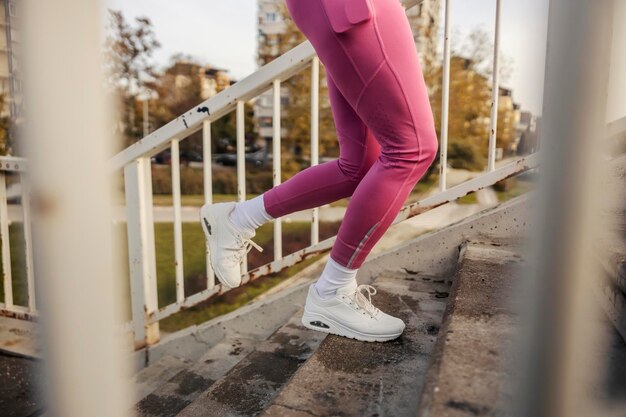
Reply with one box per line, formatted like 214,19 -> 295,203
0,0 -> 19,118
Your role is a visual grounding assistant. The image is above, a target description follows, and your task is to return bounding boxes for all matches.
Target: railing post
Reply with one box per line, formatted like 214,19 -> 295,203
0,172 -> 12,309
236,100 -> 248,274
272,80 -> 283,260
310,57 -> 320,245
125,158 -> 160,348
439,0 -> 452,191
23,0 -> 132,412
517,0 -> 615,416
170,138 -> 185,302
487,0 -> 502,172
19,175 -> 36,312
203,120 -> 215,289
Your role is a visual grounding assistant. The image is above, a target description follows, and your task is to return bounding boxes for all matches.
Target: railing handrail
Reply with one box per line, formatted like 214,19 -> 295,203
108,42 -> 316,173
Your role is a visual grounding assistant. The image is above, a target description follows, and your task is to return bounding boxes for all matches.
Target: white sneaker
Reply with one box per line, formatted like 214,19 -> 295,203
301,280 -> 405,342
200,202 -> 263,289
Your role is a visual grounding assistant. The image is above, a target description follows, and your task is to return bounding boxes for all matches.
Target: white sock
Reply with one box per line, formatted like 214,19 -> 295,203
228,193 -> 274,236
314,257 -> 358,299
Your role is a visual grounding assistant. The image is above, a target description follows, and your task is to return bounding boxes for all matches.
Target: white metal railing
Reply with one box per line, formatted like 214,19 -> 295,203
0,0 -> 549,349
113,0 -> 541,349
0,156 -> 36,320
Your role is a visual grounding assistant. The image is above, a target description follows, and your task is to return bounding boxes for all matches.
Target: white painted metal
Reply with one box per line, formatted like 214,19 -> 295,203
203,120 -> 215,289
487,0 -> 502,172
272,79 -> 283,260
19,175 -> 35,312
23,0 -> 132,413
0,156 -> 27,172
0,173 -> 12,309
109,42 -> 317,173
517,0 -> 614,415
170,139 -> 185,303
439,0 -> 452,191
124,158 -> 160,348
143,99 -> 150,137
311,57 -> 320,245
236,100 -> 248,274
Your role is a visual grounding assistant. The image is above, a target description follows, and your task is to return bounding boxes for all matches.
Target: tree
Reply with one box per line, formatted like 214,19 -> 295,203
149,57 -> 255,156
105,10 -> 161,145
0,94 -> 13,156
425,27 -> 517,172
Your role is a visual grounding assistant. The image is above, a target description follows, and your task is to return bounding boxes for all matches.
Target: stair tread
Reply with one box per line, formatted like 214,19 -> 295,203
133,355 -> 193,403
135,333 -> 258,417
260,271 -> 451,417
175,305 -> 326,417
417,241 -> 524,417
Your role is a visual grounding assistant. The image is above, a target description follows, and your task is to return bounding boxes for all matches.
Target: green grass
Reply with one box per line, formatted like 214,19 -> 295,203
457,193 -> 479,205
151,193 -> 261,207
496,179 -> 534,202
0,224 -> 30,307
112,220 -> 339,333
456,179 -> 534,205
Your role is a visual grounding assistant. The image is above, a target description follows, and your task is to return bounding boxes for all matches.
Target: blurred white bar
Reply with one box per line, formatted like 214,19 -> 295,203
272,79 -> 283,261
19,175 -> 36,312
487,0 -> 502,172
203,120 -> 215,290
311,57 -> 320,246
171,138 -> 185,303
517,0 -> 614,416
0,173 -> 12,309
23,0 -> 132,415
439,0 -> 452,191
236,101 -> 247,273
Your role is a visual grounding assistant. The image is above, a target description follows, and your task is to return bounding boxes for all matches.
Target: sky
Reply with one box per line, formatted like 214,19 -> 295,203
104,0 -> 550,115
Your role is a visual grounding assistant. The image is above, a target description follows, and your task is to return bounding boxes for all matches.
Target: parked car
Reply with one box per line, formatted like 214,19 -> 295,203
151,149 -> 204,166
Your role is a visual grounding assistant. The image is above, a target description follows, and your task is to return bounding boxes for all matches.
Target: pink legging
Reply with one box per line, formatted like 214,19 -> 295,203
263,0 -> 438,269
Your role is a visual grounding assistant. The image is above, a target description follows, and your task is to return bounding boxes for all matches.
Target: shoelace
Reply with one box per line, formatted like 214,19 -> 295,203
233,235 -> 263,263
349,284 -> 380,317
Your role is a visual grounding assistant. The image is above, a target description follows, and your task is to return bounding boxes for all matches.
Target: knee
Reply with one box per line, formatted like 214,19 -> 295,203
419,130 -> 439,168
337,146 -> 379,182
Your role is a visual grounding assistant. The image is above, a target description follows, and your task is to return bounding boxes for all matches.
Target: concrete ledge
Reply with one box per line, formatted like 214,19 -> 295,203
358,194 -> 532,284
417,242 -> 525,417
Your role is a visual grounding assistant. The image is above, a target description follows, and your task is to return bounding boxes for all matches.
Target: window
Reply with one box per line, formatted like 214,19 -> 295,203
265,12 -> 276,23
8,2 -> 16,17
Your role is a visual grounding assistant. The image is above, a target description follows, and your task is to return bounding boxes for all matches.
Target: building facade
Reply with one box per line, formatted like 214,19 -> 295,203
0,0 -> 19,119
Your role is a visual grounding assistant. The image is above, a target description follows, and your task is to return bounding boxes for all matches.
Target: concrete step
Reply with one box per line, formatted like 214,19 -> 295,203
176,308 -> 326,417
135,333 -> 259,416
259,270 -> 451,417
133,355 -> 192,403
417,241 -> 525,417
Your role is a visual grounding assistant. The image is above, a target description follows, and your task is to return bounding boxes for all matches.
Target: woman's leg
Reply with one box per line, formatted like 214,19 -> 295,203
229,72 -> 380,234
261,74 -> 381,217
284,0 -> 438,271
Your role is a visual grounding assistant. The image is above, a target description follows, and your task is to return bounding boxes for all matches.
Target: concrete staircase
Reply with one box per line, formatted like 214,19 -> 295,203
130,194 -> 535,417
130,152 -> 626,416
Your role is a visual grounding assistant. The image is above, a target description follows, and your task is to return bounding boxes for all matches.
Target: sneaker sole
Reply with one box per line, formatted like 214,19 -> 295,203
199,204 -> 239,289
301,310 -> 403,343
